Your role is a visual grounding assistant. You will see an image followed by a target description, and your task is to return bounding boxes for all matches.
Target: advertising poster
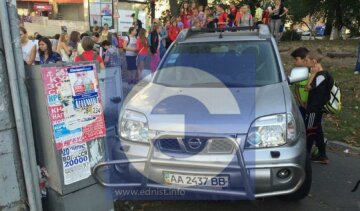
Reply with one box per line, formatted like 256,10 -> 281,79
42,63 -> 106,150
118,10 -> 134,33
101,16 -> 113,27
89,3 -> 100,15
100,3 -> 112,16
118,10 -> 146,33
62,143 -> 91,185
68,65 -> 98,109
88,0 -> 113,28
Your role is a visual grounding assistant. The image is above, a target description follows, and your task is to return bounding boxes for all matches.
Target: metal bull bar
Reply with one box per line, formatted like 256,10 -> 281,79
92,136 -> 254,198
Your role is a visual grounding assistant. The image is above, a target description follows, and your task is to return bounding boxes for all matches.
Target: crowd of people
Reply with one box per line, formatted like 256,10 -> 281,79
20,17 -> 162,85
158,0 -> 288,43
119,0 -> 289,83
20,23 -> 119,70
20,0 -> 291,85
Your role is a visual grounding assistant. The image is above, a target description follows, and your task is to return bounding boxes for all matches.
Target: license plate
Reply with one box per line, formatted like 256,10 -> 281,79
163,172 -> 229,188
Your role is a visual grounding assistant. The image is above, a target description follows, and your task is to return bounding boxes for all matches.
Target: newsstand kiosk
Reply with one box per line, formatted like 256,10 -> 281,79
28,62 -> 115,211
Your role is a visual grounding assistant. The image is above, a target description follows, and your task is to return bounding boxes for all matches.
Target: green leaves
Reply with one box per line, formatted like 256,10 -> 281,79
285,0 -> 359,36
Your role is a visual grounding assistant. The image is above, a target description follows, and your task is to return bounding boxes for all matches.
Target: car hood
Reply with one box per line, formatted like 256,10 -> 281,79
123,83 -> 286,134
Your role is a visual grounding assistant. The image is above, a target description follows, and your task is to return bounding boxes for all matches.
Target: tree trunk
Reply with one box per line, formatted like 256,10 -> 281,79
308,15 -> 316,40
150,0 -> 155,22
324,9 -> 334,36
329,1 -> 343,40
169,0 -> 179,18
334,0 -> 343,29
330,26 -> 340,40
198,0 -> 208,7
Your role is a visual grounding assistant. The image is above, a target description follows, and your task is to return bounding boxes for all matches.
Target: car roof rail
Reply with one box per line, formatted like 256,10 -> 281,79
176,24 -> 271,42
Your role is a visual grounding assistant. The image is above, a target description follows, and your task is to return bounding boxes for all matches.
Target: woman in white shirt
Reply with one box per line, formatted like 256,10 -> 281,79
20,27 -> 36,65
123,27 -> 138,84
56,32 -> 71,62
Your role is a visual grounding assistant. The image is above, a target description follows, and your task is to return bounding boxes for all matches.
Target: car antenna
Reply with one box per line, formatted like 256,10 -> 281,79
219,30 -> 223,39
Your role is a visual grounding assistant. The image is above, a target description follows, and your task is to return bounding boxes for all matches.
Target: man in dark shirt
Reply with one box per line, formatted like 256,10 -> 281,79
207,14 -> 216,29
91,32 -> 101,54
305,50 -> 333,164
131,13 -> 143,32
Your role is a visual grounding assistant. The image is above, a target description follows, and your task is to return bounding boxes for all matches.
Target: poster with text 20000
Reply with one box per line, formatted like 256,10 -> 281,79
41,63 -> 106,150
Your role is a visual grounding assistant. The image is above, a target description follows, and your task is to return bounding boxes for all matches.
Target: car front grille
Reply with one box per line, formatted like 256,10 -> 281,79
208,138 -> 234,154
157,138 -> 182,152
156,136 -> 235,154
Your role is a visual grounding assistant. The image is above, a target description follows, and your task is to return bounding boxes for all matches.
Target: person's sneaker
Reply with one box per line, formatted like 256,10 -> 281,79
311,156 -> 329,164
355,71 -> 359,75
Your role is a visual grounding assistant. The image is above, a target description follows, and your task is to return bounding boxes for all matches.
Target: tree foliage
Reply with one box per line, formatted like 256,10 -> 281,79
286,0 -> 360,36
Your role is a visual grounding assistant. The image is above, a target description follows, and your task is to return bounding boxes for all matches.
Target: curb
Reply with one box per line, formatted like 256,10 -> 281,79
327,140 -> 360,153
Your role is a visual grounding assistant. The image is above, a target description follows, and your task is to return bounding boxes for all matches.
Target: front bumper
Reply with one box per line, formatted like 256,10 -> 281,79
94,133 -> 307,198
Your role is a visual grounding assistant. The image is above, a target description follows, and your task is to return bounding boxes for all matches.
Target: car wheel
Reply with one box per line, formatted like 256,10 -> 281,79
280,154 -> 312,201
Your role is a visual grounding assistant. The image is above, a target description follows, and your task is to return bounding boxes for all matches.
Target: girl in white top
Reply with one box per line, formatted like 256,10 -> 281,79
19,27 -> 36,65
56,32 -> 71,62
123,27 -> 138,84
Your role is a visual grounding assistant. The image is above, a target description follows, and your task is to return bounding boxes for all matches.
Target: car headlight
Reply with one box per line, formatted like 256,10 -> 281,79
246,113 -> 297,148
119,110 -> 149,143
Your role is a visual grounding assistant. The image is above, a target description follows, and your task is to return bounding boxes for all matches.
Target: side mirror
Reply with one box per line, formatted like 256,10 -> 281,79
288,67 -> 309,84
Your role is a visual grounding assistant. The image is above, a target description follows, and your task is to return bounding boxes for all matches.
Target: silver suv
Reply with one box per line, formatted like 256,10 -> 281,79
105,25 -> 311,200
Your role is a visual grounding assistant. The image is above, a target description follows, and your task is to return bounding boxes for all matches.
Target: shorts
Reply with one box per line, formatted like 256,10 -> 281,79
137,54 -> 148,63
126,55 -> 137,71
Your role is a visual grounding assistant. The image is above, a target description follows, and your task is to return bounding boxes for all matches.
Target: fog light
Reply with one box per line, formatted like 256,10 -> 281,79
277,169 -> 291,179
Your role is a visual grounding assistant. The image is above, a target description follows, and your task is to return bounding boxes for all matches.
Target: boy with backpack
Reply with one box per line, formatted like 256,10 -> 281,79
101,40 -> 121,68
304,49 -> 334,164
291,47 -> 310,121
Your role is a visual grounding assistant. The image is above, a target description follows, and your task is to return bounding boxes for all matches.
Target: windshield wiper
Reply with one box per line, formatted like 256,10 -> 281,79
155,82 -> 178,87
156,82 -> 257,88
189,82 -> 226,87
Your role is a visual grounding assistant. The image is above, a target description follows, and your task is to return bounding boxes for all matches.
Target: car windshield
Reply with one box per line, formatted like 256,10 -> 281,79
154,41 -> 281,87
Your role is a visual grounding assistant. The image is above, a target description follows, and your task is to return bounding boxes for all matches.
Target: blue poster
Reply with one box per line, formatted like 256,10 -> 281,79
68,66 -> 99,109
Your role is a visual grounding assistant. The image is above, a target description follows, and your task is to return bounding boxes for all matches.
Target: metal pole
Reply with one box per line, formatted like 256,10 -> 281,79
150,0 -> 155,23
7,2 -> 43,210
0,1 -> 43,211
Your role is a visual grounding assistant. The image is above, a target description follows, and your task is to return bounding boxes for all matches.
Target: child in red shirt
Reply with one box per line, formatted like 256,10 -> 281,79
75,36 -> 105,69
136,28 -> 148,82
168,20 -> 180,42
216,4 -> 228,28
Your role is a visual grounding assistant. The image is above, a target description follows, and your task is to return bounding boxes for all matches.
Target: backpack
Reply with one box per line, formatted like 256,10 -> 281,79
323,71 -> 341,114
78,52 -> 98,61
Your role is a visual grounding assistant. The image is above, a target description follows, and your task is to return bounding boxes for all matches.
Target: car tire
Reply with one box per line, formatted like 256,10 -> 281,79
280,154 -> 312,201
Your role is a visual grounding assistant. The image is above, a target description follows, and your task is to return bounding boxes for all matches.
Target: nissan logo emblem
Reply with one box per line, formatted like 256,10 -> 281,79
188,138 -> 202,150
